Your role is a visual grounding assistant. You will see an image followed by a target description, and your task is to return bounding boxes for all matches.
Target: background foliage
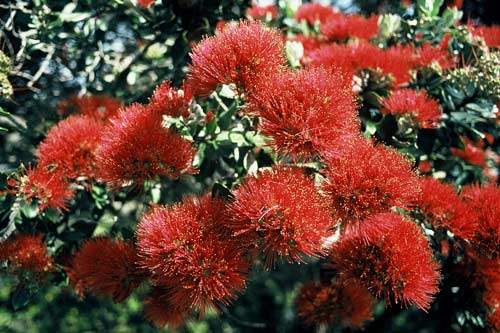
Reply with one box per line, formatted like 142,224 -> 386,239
1,0 -> 500,332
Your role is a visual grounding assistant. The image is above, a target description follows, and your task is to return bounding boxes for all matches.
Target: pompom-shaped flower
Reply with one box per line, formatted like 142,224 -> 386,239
57,95 -> 123,120
96,104 -> 196,187
137,194 -> 249,312
0,234 -> 53,274
246,4 -> 278,20
247,67 -> 358,160
143,286 -> 191,328
187,20 -> 285,96
307,42 -> 381,74
461,184 -> 500,259
323,138 -> 420,227
331,213 -> 440,310
296,280 -> 375,328
415,42 -> 455,70
37,115 -> 103,181
228,167 -> 335,266
295,3 -> 336,25
321,14 -> 378,41
450,136 -> 486,166
148,80 -> 191,117
381,89 -> 442,129
375,45 -> 416,85
418,177 -> 476,239
69,237 -> 144,302
473,25 -> 500,48
8,165 -> 74,211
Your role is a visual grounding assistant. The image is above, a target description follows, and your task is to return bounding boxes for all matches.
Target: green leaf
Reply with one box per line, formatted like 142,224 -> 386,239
378,14 -> 401,39
417,0 -> 444,17
60,12 -> 92,23
243,152 -> 258,175
11,284 -> 35,311
285,41 -> 303,68
0,106 -> 10,116
20,201 -> 39,219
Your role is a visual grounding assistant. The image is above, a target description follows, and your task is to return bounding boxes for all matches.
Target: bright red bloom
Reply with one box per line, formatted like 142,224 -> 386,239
69,237 -> 144,302
418,159 -> 432,173
415,42 -> 455,70
143,286 -> 191,328
57,95 -> 123,120
448,0 -> 463,9
321,14 -> 379,41
246,4 -> 278,20
381,89 -> 442,129
137,0 -> 154,8
0,234 -> 53,274
307,42 -> 415,85
331,213 -> 440,310
186,20 -> 285,96
247,67 -> 358,160
473,25 -> 500,48
37,115 -> 103,181
229,167 -> 335,266
295,3 -> 336,25
148,80 -> 191,117
376,45 -> 416,85
137,194 -> 249,312
461,184 -> 500,259
323,138 -> 420,227
289,34 -> 326,56
307,42 -> 381,74
9,165 -> 74,212
296,280 -> 375,328
451,136 -> 486,166
96,104 -> 196,187
418,177 -> 476,239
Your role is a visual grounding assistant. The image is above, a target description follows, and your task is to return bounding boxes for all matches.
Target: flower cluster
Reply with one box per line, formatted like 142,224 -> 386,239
136,195 -> 249,323
229,167 -> 334,266
68,237 -> 145,302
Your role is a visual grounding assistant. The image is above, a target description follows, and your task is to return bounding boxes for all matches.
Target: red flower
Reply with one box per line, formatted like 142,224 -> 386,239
143,285 -> 191,328
186,20 -> 285,96
376,45 -> 416,85
296,280 -> 375,328
418,159 -> 432,173
415,42 -> 455,70
331,213 -> 440,310
323,138 -> 420,227
37,115 -> 103,181
57,95 -> 123,120
473,25 -> 500,48
96,104 -> 196,187
228,167 -> 335,266
289,34 -> 326,56
461,184 -> 500,259
381,89 -> 442,128
9,165 -> 74,212
137,194 -> 249,312
307,42 -> 415,85
247,67 -> 358,160
246,4 -> 278,20
295,3 -> 336,25
0,234 -> 53,274
418,177 -> 476,239
148,80 -> 192,117
137,0 -> 154,8
321,14 -> 379,41
307,42 -> 381,74
69,237 -> 144,302
451,136 -> 486,166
